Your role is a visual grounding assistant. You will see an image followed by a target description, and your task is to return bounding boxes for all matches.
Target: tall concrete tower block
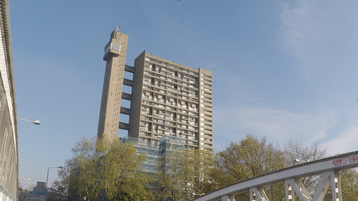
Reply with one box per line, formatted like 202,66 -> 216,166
97,29 -> 128,140
129,52 -> 213,151
97,29 -> 213,151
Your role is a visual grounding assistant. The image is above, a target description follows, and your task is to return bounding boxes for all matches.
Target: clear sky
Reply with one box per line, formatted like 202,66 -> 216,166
9,0 -> 358,189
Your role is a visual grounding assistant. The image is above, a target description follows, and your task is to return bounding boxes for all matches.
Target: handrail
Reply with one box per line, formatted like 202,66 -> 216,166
194,150 -> 358,201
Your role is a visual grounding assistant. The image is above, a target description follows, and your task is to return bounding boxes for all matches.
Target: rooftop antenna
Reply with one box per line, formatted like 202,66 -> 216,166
116,23 -> 122,32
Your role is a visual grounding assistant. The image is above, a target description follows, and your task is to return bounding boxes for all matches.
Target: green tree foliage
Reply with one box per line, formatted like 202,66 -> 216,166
210,134 -> 285,200
340,168 -> 358,200
58,136 -> 154,201
211,135 -> 284,186
322,169 -> 358,201
154,149 -> 213,201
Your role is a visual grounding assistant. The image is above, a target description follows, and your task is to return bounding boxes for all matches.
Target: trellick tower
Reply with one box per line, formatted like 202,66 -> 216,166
97,28 -> 128,140
97,29 -> 213,151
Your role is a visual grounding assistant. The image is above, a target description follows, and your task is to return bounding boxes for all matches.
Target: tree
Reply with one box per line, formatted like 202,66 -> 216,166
321,168 -> 358,201
210,134 -> 285,200
47,180 -> 67,201
154,149 -> 214,201
283,139 -> 327,166
283,139 -> 327,194
339,168 -> 358,200
211,135 -> 284,185
58,136 -> 154,201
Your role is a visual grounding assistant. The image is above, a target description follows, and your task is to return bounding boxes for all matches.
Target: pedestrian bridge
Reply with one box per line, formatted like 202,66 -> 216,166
193,150 -> 358,201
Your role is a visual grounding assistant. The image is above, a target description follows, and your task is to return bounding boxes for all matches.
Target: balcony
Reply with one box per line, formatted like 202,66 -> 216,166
154,104 -> 165,109
155,89 -> 165,94
143,86 -> 154,91
141,116 -> 151,121
140,132 -> 151,137
142,95 -> 151,100
204,129 -> 213,134
142,101 -> 153,106
177,135 -> 185,139
140,127 -> 148,131
180,105 -> 188,109
167,92 -> 177,97
140,111 -> 148,115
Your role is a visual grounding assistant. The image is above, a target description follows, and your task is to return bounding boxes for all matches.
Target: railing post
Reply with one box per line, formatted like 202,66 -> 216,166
285,181 -> 295,201
331,170 -> 342,201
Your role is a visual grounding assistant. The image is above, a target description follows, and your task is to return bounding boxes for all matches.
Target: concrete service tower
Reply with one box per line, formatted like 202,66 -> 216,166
97,28 -> 128,140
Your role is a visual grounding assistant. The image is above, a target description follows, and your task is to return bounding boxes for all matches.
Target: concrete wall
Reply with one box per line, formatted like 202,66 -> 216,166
0,0 -> 19,200
97,30 -> 128,140
129,51 -> 146,139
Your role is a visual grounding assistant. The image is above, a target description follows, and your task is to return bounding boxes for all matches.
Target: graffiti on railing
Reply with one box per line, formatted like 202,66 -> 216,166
332,154 -> 358,166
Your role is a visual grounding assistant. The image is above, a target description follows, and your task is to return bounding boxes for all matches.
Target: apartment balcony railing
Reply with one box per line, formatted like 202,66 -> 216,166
142,101 -> 153,106
141,116 -> 151,121
166,92 -> 176,97
140,127 -> 148,131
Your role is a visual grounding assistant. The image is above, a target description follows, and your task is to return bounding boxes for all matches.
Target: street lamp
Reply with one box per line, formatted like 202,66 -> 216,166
19,177 -> 31,181
193,192 -> 205,196
293,158 -> 310,163
46,166 -> 63,189
18,117 -> 40,125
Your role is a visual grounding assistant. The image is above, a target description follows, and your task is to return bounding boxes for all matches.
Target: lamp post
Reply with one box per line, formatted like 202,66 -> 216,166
19,177 -> 31,181
46,166 -> 63,189
193,192 -> 205,196
18,117 -> 40,125
293,158 -> 310,164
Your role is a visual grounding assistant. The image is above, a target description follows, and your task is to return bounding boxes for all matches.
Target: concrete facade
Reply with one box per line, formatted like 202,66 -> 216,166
97,29 -> 213,151
97,28 -> 128,140
0,1 -> 19,201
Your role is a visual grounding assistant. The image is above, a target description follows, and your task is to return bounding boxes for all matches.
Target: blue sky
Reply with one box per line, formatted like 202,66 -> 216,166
9,0 -> 358,189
